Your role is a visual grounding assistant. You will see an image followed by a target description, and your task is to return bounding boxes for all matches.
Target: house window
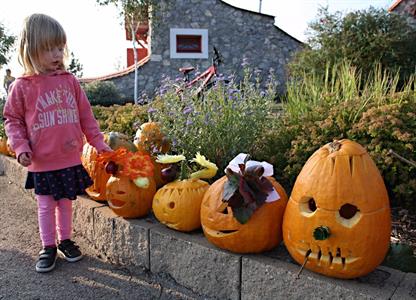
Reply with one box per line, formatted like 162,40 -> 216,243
170,28 -> 208,59
176,35 -> 202,53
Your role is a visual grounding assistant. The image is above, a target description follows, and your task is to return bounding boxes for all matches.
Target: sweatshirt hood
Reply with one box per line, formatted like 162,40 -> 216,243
19,70 -> 71,81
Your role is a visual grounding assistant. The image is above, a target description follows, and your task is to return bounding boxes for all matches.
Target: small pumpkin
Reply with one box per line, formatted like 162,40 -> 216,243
153,179 -> 209,232
6,139 -> 16,158
81,132 -> 137,201
201,176 -> 288,253
134,122 -> 170,188
282,139 -> 391,279
106,175 -> 156,218
0,137 -> 8,155
133,122 -> 170,153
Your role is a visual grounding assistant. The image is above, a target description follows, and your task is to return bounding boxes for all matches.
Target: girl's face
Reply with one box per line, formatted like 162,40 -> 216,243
39,45 -> 65,73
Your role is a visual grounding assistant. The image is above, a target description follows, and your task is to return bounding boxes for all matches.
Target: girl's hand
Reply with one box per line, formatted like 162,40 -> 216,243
18,152 -> 32,167
97,145 -> 113,154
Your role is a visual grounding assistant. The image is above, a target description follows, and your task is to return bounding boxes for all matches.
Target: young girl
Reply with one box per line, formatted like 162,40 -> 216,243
3,14 -> 111,273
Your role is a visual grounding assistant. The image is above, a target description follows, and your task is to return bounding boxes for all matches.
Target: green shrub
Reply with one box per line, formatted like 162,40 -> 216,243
350,98 -> 416,209
254,64 -> 415,212
150,68 -> 277,180
92,103 -> 152,137
289,7 -> 416,84
83,80 -> 125,106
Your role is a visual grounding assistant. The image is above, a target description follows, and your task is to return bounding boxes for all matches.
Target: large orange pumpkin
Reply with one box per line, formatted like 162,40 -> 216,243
134,122 -> 170,188
282,139 -> 391,279
106,175 -> 156,218
81,132 -> 137,201
201,176 -> 288,253
153,179 -> 209,232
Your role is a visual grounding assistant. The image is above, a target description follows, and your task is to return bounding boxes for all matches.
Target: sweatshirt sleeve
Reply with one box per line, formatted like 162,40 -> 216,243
73,77 -> 110,152
3,81 -> 32,158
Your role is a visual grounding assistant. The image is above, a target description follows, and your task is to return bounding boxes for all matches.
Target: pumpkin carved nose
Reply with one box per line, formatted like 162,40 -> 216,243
313,226 -> 331,240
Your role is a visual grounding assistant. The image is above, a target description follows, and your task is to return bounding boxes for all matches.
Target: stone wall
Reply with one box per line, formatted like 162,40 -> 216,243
107,0 -> 303,101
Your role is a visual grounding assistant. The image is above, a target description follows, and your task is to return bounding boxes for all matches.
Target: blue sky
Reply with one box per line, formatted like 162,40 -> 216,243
0,0 -> 395,86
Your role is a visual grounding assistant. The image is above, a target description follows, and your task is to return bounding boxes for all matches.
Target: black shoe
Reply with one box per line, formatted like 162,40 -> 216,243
36,247 -> 57,273
58,239 -> 83,262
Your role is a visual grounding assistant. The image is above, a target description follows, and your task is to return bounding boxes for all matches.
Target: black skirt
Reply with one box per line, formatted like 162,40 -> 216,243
25,164 -> 93,201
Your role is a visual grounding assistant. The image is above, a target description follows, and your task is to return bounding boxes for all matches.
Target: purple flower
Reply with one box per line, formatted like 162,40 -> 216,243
204,113 -> 211,125
241,57 -> 249,67
186,119 -> 193,126
183,106 -> 193,114
147,107 -> 157,114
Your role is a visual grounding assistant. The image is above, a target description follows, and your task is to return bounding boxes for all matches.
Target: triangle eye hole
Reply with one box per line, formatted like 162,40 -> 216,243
339,203 -> 358,219
308,198 -> 317,212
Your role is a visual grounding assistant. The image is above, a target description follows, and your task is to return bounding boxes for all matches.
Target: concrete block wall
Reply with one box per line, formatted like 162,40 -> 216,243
1,155 -> 415,300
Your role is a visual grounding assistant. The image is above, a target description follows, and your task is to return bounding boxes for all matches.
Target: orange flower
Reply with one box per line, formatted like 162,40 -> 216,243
97,148 -> 154,179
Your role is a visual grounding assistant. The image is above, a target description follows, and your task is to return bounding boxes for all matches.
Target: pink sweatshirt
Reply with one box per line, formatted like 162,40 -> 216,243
3,71 -> 109,172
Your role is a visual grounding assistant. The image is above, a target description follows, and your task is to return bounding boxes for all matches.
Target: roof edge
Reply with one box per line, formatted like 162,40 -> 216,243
219,0 -> 275,19
388,0 -> 403,12
219,0 -> 304,45
79,56 -> 150,83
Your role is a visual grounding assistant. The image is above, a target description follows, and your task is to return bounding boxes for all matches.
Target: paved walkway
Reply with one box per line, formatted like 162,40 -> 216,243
0,175 -> 200,300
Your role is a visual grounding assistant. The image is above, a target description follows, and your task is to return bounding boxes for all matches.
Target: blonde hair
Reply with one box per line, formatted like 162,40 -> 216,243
18,14 -> 68,75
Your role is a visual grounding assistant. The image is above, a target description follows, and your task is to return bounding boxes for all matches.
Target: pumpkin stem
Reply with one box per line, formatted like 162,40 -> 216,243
313,226 -> 331,240
329,140 -> 342,153
179,160 -> 189,180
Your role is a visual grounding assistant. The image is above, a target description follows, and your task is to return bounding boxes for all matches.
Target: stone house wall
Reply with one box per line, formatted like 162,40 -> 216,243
99,0 -> 303,101
389,0 -> 416,28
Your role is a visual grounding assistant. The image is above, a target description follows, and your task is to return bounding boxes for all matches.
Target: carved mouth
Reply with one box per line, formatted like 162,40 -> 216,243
297,248 -> 358,268
109,199 -> 125,207
204,227 -> 239,236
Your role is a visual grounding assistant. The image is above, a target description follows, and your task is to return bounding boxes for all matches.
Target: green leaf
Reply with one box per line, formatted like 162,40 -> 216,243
223,174 -> 239,201
228,193 -> 244,209
232,206 -> 255,224
238,177 -> 256,206
245,165 -> 264,177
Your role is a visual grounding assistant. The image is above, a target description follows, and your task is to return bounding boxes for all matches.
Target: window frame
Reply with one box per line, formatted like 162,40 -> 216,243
170,28 -> 208,59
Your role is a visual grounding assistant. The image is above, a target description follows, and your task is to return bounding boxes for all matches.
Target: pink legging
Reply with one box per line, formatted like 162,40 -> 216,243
36,195 -> 73,247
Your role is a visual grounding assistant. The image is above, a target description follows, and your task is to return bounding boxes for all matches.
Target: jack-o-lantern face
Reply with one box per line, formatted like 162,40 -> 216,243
106,176 -> 156,218
201,176 -> 288,253
283,140 -> 391,279
81,132 -> 137,201
152,179 -> 209,232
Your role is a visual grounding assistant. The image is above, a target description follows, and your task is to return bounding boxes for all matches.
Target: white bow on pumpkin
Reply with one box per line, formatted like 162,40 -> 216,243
225,153 -> 280,203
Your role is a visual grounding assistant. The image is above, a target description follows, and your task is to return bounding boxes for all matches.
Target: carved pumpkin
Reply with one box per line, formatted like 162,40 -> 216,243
282,139 -> 391,279
81,132 -> 137,201
201,176 -> 288,253
0,137 -> 8,155
153,179 -> 209,232
134,122 -> 170,188
106,175 -> 156,218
